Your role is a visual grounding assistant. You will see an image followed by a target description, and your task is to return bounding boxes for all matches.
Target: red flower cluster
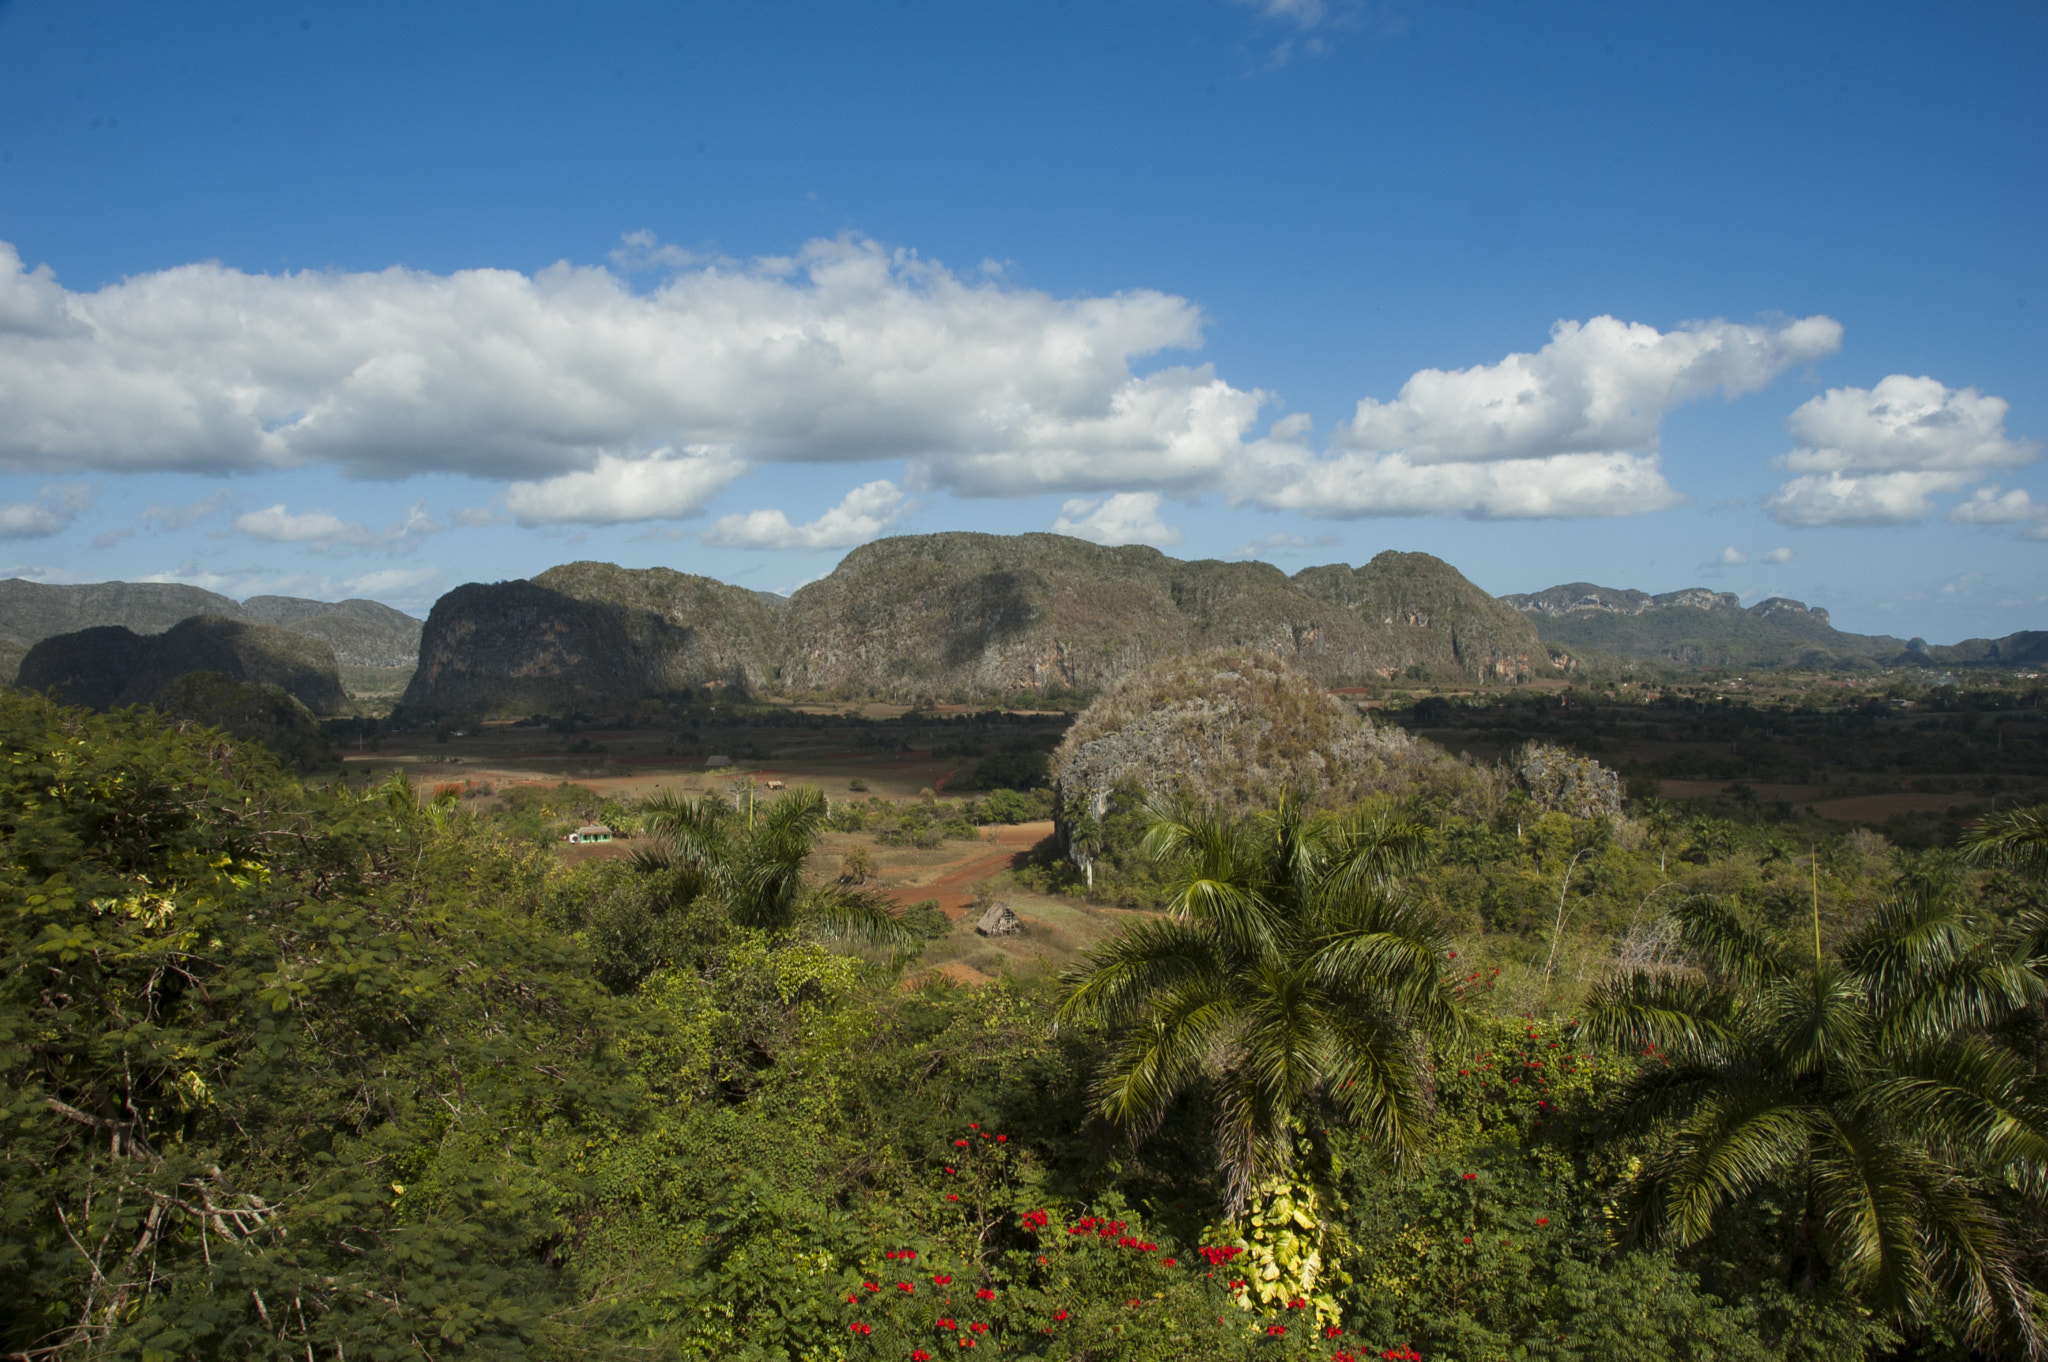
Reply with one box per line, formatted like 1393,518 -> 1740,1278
933,1274 -> 954,1286
969,1322 -> 989,1334
1067,1216 -> 1128,1238
1053,1310 -> 1068,1321
1267,1324 -> 1289,1337
936,1318 -> 956,1330
1379,1349 -> 1422,1360
1197,1244 -> 1245,1267
1286,1297 -> 1310,1309
1020,1208 -> 1049,1230
975,1288 -> 995,1301
898,1282 -> 916,1293
848,1322 -> 873,1337
912,1351 -> 932,1361
886,1249 -> 919,1261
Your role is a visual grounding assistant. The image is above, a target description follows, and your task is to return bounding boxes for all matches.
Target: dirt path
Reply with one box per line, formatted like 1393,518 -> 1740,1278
880,822 -> 1053,920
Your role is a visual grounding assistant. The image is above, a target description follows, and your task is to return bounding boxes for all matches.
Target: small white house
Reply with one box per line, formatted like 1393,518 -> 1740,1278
566,824 -> 614,844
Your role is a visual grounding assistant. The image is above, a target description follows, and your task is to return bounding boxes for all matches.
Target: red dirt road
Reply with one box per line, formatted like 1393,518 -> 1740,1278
880,822 -> 1053,920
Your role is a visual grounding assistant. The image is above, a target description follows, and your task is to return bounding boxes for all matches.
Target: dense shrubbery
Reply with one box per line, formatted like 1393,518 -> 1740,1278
6,691 -> 2048,1359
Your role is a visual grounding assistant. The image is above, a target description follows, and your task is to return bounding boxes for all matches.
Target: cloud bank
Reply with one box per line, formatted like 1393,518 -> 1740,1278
1232,315 -> 1841,519
1766,375 -> 2039,526
0,236 -> 1857,528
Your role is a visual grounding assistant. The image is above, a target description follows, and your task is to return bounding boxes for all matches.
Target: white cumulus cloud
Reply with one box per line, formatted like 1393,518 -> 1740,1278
503,447 -> 746,527
0,483 -> 91,540
0,236 -> 1212,498
703,480 -> 909,551
1766,375 -> 2038,526
1716,547 -> 1749,565
1948,485 -> 2039,525
1234,315 -> 1840,519
232,499 -> 436,552
1050,491 -> 1185,547
1762,546 -> 1795,564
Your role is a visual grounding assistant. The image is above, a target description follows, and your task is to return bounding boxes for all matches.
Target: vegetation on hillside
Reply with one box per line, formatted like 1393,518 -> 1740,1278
6,685 -> 2048,1359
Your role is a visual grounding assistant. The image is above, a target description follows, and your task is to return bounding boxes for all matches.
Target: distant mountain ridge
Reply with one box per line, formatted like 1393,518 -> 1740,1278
401,533 -> 1554,713
1502,580 -> 2043,673
0,578 -> 421,675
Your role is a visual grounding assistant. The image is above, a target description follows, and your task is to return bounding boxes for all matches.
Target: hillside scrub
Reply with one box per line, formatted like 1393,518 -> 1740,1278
6,691 -> 2048,1358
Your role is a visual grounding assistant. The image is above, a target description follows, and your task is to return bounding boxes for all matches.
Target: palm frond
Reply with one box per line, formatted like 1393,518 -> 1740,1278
1583,971 -> 1740,1061
1091,973 -> 1244,1137
1058,918 -> 1229,1031
1809,1110 -> 1933,1321
1304,887 -> 1464,1041
1671,894 -> 1794,988
1317,801 -> 1434,899
1659,1094 -> 1815,1244
1318,998 -> 1432,1164
1961,804 -> 2048,881
801,883 -> 917,946
1868,1037 -> 2048,1183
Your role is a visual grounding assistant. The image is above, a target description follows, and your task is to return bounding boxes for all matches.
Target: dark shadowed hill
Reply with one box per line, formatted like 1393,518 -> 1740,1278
401,563 -> 790,714
16,615 -> 346,714
151,671 -> 339,772
0,578 -> 421,674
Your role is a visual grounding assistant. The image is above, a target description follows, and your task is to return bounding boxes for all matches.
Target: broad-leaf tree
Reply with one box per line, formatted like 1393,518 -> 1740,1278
1586,882 -> 2048,1356
1057,796 -> 1462,1211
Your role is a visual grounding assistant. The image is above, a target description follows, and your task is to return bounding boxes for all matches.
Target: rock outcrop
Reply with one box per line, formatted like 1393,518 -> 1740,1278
1048,650 -> 1470,881
16,615 -> 346,714
1513,742 -> 1623,820
401,563 -> 790,715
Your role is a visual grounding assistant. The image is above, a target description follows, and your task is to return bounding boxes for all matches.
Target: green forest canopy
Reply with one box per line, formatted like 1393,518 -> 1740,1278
4,690 -> 2048,1360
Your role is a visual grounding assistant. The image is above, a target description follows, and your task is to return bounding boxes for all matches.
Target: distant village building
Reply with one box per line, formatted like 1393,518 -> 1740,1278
566,824 -> 613,844
705,754 -> 732,767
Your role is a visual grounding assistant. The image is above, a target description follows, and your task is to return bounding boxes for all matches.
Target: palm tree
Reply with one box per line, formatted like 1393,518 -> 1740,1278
1965,804 -> 2048,882
633,785 -> 911,945
1585,884 -> 2048,1356
1056,796 -> 1462,1211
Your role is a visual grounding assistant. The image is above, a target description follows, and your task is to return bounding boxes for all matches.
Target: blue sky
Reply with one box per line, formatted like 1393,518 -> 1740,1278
0,0 -> 2042,642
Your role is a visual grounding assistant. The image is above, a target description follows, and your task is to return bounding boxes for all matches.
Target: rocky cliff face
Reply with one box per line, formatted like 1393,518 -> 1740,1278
0,578 -> 421,674
774,533 -> 1543,701
401,563 -> 789,715
16,615 -> 346,714
1292,551 -> 1549,680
